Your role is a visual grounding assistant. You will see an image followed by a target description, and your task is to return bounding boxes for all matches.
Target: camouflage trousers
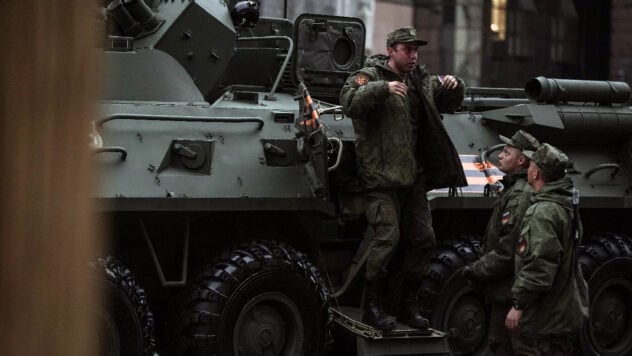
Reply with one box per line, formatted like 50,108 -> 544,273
364,183 -> 436,281
511,334 -> 577,356
488,302 -> 521,355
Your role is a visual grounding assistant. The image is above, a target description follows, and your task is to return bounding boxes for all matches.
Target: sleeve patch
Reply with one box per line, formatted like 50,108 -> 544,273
354,74 -> 369,86
501,211 -> 512,225
517,235 -> 528,256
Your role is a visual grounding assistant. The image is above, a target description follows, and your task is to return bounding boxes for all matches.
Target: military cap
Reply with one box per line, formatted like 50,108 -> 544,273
386,27 -> 428,48
523,143 -> 568,180
499,130 -> 540,152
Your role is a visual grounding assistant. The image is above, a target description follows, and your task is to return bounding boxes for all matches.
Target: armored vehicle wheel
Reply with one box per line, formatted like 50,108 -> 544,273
418,236 -> 488,355
91,256 -> 156,356
173,240 -> 329,356
579,233 -> 632,355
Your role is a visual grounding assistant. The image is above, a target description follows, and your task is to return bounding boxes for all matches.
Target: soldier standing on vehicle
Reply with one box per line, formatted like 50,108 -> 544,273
462,130 -> 540,354
506,143 -> 589,355
340,27 -> 467,331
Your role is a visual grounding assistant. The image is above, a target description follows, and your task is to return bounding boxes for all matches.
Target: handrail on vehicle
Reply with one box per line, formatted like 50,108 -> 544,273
93,146 -> 128,161
96,113 -> 265,130
481,143 -> 505,164
236,35 -> 294,97
585,163 -> 621,179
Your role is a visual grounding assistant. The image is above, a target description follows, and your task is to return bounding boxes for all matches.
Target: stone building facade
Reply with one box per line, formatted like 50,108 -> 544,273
611,0 -> 632,84
259,0 -> 631,88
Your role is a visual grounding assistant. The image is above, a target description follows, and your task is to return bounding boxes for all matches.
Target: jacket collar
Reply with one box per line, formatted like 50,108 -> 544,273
502,169 -> 528,186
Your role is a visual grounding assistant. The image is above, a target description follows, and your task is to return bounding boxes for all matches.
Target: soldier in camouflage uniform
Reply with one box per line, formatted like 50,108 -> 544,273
340,27 -> 467,331
462,130 -> 540,354
506,143 -> 589,355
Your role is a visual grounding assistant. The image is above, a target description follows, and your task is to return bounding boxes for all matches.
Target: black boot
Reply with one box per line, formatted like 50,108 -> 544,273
363,277 -> 396,331
398,283 -> 429,329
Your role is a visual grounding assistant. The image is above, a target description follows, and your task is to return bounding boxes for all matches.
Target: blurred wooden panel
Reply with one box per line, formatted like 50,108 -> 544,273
0,1 -> 102,355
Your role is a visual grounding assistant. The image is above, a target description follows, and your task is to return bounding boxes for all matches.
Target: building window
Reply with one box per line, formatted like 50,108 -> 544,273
550,1 -> 577,64
551,18 -> 565,62
507,10 -> 532,58
490,0 -> 507,40
502,0 -> 536,59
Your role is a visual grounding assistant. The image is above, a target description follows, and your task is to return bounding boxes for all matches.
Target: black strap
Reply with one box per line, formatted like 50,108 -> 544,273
572,189 -> 580,245
571,189 -> 580,274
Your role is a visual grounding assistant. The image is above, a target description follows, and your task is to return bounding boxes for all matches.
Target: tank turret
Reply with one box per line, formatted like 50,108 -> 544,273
103,0 -> 259,100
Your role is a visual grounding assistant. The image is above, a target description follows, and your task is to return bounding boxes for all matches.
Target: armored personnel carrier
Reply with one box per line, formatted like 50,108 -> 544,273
93,1 -> 632,355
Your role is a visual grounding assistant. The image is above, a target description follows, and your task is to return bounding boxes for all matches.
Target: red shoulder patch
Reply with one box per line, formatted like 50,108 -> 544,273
354,74 -> 369,86
517,236 -> 528,256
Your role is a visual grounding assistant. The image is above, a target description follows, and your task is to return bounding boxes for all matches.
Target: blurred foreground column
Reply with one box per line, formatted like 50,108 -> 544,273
0,1 -> 101,355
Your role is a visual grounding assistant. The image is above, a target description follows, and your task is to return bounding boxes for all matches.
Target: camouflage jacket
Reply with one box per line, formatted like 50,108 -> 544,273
512,177 -> 589,337
469,170 -> 532,303
340,55 -> 467,190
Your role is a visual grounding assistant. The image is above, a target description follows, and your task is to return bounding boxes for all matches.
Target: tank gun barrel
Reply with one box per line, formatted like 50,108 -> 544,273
482,103 -> 632,143
525,76 -> 631,104
483,77 -> 632,143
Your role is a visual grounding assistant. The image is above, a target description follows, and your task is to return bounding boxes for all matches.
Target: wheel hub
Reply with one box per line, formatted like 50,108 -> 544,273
234,292 -> 303,356
446,294 -> 486,354
590,277 -> 632,351
238,305 -> 285,353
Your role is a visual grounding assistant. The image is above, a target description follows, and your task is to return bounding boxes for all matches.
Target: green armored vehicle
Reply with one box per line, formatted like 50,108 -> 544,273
93,1 -> 632,355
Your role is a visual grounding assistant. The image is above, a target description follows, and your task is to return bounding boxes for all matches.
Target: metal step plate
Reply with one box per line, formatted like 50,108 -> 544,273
331,306 -> 452,356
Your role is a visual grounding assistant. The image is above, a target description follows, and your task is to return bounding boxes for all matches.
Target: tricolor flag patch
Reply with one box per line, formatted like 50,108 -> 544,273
501,211 -> 511,225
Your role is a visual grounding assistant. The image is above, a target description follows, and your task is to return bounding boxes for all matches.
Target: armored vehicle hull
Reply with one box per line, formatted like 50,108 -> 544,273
94,1 -> 632,355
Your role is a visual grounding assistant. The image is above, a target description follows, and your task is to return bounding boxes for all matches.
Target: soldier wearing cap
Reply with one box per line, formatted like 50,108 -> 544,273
340,26 -> 467,331
505,143 -> 589,355
462,130 -> 540,354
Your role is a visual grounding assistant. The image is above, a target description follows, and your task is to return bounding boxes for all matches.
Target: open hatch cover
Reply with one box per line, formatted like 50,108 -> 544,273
292,14 -> 365,103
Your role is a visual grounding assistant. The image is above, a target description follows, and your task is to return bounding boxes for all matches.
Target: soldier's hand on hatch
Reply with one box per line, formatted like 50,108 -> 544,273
388,81 -> 408,97
440,75 -> 458,90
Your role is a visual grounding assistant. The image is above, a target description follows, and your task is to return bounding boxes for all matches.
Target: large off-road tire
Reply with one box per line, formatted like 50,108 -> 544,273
91,256 -> 156,356
579,233 -> 632,356
418,236 -> 488,355
173,240 -> 330,356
